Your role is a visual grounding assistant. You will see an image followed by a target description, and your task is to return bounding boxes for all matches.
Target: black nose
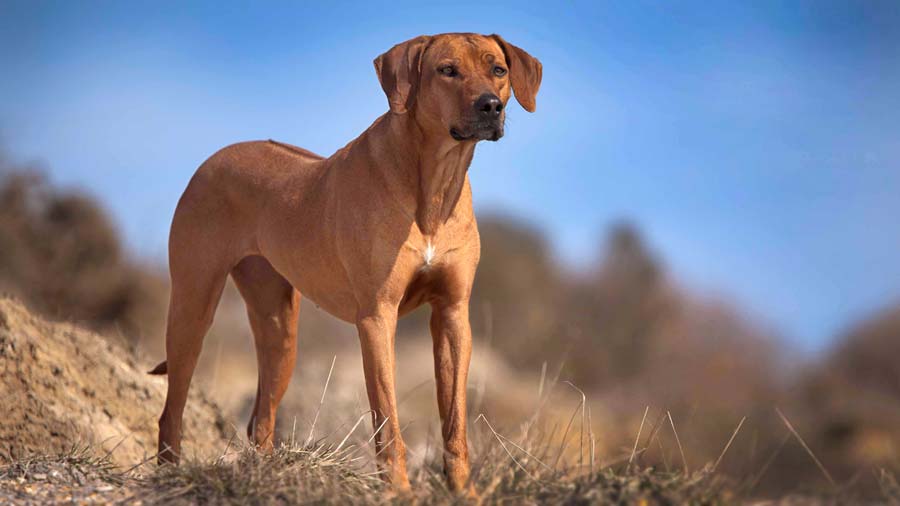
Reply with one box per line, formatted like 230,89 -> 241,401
474,93 -> 503,118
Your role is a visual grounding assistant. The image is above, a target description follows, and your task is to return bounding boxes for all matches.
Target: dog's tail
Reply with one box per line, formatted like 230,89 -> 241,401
148,361 -> 168,375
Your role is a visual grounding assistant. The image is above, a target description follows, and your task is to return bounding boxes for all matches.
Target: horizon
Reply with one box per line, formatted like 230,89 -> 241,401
2,0 -> 899,352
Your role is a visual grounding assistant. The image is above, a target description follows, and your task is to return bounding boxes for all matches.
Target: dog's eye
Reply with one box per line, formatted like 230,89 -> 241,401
492,66 -> 508,77
438,66 -> 458,77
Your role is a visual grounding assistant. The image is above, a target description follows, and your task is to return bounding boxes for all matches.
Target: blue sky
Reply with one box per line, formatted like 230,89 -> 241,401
2,1 -> 899,351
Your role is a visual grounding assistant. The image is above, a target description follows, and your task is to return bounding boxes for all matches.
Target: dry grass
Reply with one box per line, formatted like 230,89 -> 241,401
0,436 -> 900,505
0,440 -> 733,505
3,432 -> 895,505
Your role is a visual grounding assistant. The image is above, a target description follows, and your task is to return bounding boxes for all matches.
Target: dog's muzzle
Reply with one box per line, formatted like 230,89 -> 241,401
450,92 -> 506,142
450,121 -> 504,142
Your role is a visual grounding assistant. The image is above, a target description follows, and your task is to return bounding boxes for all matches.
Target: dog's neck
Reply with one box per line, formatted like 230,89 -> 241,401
359,111 -> 476,236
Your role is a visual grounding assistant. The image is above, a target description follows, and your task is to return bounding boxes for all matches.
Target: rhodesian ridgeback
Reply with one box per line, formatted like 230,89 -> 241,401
150,32 -> 541,492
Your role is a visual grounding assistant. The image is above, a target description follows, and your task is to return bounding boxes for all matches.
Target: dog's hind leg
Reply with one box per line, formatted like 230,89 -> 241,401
231,255 -> 300,451
157,251 -> 230,464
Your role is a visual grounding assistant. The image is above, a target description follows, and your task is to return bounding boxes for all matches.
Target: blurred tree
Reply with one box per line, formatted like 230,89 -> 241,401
828,306 -> 900,400
796,305 -> 900,480
562,222 -> 675,387
469,215 -> 565,368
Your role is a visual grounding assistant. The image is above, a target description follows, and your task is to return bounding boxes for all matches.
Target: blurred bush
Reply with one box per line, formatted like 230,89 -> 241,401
0,156 -> 167,346
796,306 -> 900,479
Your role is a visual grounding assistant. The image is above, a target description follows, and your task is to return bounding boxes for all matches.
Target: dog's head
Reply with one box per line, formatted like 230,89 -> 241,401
374,33 -> 542,142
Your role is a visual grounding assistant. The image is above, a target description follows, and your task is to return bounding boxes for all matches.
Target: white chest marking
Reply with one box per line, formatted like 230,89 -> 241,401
422,241 -> 436,269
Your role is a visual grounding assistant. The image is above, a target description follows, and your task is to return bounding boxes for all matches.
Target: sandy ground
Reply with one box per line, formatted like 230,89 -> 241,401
0,296 -> 230,467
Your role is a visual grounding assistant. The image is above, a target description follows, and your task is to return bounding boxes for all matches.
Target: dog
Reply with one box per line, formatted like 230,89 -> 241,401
149,32 -> 541,493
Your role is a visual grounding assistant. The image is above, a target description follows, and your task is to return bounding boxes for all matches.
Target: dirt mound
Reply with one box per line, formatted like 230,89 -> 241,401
0,296 -> 230,467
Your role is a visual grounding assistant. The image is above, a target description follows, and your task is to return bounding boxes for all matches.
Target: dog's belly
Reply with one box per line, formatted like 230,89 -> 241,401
258,236 -> 359,323
288,268 -> 359,323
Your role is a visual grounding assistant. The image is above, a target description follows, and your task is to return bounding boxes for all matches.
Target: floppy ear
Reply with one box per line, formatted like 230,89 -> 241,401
491,34 -> 543,113
373,35 -> 431,114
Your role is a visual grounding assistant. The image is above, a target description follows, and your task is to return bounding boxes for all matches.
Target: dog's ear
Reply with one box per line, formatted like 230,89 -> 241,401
491,35 -> 542,113
374,35 -> 431,115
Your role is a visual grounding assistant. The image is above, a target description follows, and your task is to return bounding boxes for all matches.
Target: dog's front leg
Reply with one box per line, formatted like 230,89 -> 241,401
430,301 -> 474,494
357,305 -> 411,491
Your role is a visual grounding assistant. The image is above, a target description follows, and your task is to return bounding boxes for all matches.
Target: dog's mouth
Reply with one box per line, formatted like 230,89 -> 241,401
450,124 -> 504,142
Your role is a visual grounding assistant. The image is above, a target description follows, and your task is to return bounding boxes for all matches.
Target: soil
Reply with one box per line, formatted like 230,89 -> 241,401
0,296 -> 231,467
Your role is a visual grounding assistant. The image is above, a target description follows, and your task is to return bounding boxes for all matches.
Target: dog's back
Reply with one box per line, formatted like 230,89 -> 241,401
171,140 -> 323,240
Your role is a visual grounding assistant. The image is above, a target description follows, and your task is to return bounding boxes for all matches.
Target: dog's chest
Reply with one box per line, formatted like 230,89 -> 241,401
403,225 -> 469,274
404,237 -> 441,272
420,240 -> 437,270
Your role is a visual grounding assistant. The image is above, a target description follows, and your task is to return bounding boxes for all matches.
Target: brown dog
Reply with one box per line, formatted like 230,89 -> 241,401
150,33 -> 541,492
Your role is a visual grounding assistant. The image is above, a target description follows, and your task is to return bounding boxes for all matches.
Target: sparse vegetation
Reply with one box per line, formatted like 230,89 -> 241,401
0,439 -> 734,505
2,435 -> 897,505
